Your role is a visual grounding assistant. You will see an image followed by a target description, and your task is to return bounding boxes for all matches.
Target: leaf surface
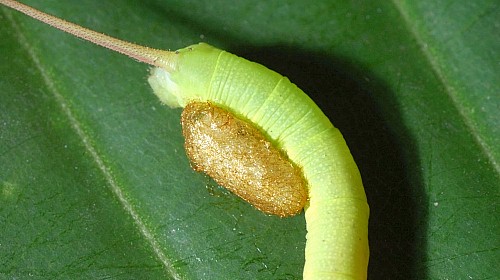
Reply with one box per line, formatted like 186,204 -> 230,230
1,0 -> 498,279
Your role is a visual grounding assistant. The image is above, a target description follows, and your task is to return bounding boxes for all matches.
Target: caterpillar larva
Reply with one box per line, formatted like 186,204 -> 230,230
1,1 -> 370,279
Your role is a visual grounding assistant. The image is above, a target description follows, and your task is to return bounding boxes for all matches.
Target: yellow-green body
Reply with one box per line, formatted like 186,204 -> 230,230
1,0 -> 368,277
149,43 -> 370,279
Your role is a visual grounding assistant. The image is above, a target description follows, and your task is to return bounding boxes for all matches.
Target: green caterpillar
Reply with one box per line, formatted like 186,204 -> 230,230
1,0 -> 369,278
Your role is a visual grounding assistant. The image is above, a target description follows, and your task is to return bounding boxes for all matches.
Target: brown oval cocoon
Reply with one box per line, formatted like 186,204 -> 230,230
181,102 -> 308,217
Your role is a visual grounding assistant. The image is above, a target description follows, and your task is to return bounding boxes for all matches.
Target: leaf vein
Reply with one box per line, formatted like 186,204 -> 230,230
391,0 -> 500,176
3,9 -> 182,280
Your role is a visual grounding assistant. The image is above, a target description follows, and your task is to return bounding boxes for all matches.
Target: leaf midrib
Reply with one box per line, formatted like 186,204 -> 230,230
391,0 -> 500,176
2,8 -> 181,279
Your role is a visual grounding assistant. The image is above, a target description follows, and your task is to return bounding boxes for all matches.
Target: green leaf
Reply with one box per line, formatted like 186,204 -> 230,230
1,0 -> 498,279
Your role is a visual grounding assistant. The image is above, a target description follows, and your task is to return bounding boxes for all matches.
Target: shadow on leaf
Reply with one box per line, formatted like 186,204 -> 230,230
236,45 -> 428,280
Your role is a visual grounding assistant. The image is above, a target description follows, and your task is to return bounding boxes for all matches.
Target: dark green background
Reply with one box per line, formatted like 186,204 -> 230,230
1,0 -> 498,279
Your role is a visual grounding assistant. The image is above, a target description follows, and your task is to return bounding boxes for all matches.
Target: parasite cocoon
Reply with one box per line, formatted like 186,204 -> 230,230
181,102 -> 307,217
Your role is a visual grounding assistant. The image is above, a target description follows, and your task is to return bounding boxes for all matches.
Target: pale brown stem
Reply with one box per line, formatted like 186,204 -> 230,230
0,0 -> 176,70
